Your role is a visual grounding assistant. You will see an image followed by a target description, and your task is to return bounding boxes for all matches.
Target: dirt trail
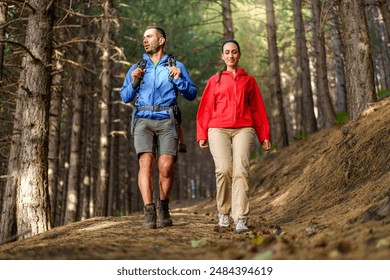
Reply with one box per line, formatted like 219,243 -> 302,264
1,98 -> 390,260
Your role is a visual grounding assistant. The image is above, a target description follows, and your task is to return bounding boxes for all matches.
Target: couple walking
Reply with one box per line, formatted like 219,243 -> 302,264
120,26 -> 271,234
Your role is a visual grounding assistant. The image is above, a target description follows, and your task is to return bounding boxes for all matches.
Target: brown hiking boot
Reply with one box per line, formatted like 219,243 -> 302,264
143,203 -> 157,229
158,199 -> 173,227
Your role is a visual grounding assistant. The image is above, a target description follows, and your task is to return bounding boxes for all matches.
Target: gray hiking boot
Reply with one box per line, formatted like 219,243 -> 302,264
158,199 -> 173,227
218,213 -> 230,227
235,218 -> 249,233
143,203 -> 157,229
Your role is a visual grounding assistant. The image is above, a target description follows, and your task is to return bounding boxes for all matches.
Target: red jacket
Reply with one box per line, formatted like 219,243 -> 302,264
196,68 -> 270,143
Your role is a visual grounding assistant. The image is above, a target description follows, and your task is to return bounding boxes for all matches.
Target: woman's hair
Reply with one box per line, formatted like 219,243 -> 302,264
221,39 -> 241,53
217,39 -> 241,83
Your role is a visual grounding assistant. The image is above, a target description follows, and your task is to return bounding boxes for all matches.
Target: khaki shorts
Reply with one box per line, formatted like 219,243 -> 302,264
134,118 -> 178,157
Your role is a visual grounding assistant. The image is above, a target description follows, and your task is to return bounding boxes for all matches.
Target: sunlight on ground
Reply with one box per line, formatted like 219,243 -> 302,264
77,221 -> 120,232
270,190 -> 290,206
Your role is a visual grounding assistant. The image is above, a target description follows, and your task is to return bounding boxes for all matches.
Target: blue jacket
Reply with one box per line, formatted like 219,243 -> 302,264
120,54 -> 197,120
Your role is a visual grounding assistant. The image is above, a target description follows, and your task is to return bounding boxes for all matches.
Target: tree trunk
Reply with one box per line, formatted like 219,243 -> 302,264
292,0 -> 317,135
56,99 -> 72,226
378,1 -> 390,40
330,7 -> 347,113
96,0 -> 112,216
48,50 -> 64,226
369,5 -> 390,90
265,0 -> 288,148
222,0 -> 234,40
0,57 -> 24,243
109,95 -> 119,216
339,0 -> 377,120
64,2 -> 88,224
119,102 -> 132,214
311,0 -> 336,128
15,0 -> 54,239
0,2 -> 7,82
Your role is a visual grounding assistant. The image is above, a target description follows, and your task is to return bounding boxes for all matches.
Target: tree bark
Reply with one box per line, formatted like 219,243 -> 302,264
330,7 -> 347,113
311,0 -> 336,128
338,0 -> 377,120
265,0 -> 288,148
222,0 -> 234,40
15,0 -> 54,239
378,0 -> 390,39
48,50 -> 64,226
96,0 -> 113,216
64,2 -> 88,224
0,60 -> 24,243
0,2 -> 7,82
292,0 -> 317,135
368,5 -> 390,90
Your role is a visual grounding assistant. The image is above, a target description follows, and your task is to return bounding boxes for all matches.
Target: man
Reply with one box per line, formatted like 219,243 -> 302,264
120,26 -> 197,229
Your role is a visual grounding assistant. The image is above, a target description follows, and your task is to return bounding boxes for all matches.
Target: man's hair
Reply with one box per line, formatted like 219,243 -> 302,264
145,25 -> 166,40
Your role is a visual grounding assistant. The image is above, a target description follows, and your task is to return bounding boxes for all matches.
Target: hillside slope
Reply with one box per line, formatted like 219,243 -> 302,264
0,98 -> 389,260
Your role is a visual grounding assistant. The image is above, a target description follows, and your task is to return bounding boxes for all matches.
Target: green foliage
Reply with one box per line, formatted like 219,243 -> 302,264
251,234 -> 264,246
335,111 -> 348,126
378,89 -> 390,99
116,210 -> 125,217
191,238 -> 208,248
253,250 -> 273,260
300,129 -> 308,141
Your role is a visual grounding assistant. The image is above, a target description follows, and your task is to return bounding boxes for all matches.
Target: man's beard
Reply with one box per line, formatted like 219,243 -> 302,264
145,42 -> 160,54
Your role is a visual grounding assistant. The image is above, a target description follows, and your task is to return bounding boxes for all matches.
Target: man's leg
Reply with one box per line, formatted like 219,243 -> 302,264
138,152 -> 157,229
157,154 -> 175,227
138,152 -> 156,204
134,119 -> 158,229
158,154 -> 174,200
153,118 -> 177,227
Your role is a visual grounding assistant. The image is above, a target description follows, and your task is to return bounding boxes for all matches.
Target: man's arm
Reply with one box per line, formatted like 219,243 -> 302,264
120,64 -> 139,103
172,61 -> 197,101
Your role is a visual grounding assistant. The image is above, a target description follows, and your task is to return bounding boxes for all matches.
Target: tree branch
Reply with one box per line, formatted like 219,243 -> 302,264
0,39 -> 37,61
5,0 -> 36,13
46,0 -> 54,12
0,17 -> 28,29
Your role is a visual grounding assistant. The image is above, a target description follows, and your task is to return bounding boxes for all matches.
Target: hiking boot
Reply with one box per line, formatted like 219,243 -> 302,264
218,213 -> 230,227
235,218 -> 249,233
143,203 -> 157,229
179,143 -> 187,153
158,199 -> 173,227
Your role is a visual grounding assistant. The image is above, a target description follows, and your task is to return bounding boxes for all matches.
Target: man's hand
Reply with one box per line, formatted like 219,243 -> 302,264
168,66 -> 181,80
131,67 -> 145,81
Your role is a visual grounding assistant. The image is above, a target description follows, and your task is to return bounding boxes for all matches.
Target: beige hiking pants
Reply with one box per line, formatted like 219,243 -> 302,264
208,127 -> 255,222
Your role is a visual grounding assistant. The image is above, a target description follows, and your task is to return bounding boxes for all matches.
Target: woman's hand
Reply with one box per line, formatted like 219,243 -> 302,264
262,139 -> 271,151
198,140 -> 209,150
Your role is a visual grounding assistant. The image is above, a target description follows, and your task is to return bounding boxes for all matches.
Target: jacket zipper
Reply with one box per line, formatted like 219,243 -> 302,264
233,74 -> 237,124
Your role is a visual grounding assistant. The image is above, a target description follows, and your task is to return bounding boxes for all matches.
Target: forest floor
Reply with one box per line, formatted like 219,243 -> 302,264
0,98 -> 390,260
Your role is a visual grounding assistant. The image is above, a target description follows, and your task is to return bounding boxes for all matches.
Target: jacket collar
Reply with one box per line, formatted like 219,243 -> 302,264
222,68 -> 247,77
143,53 -> 169,65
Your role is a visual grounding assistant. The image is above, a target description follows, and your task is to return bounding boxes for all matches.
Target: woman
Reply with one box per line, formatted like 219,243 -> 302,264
197,39 -> 271,233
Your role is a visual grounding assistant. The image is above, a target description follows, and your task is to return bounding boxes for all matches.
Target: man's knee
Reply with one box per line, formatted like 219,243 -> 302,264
139,152 -> 155,168
158,155 -> 174,175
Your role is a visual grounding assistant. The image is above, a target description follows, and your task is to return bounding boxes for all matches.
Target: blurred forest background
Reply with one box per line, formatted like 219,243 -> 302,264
0,0 -> 389,243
